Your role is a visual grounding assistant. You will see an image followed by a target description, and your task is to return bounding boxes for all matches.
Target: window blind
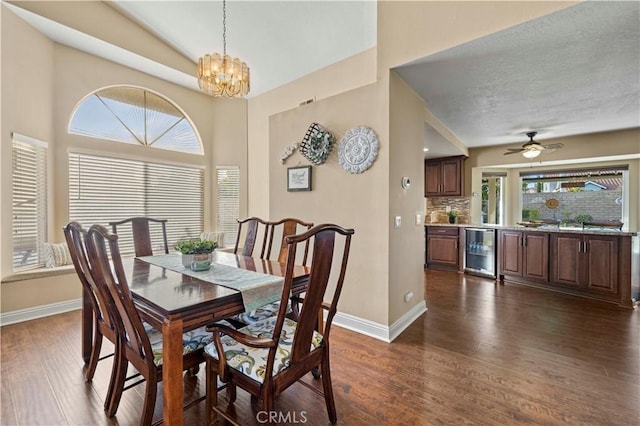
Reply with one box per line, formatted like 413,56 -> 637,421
12,133 -> 48,271
69,152 -> 204,256
216,167 -> 240,247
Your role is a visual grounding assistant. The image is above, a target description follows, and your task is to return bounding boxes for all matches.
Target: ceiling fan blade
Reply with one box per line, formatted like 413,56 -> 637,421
503,150 -> 524,155
506,148 -> 525,152
542,143 -> 564,150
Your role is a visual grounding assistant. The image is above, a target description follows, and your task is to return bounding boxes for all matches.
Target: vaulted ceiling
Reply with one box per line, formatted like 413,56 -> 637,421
5,1 -> 639,159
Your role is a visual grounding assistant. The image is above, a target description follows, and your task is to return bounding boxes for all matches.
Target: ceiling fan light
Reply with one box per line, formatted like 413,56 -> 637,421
522,149 -> 541,159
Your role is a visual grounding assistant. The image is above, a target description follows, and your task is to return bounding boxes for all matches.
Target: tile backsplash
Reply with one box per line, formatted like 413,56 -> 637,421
425,196 -> 471,224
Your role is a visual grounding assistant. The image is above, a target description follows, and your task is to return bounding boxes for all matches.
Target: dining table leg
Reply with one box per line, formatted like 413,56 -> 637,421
163,318 -> 185,426
81,287 -> 93,364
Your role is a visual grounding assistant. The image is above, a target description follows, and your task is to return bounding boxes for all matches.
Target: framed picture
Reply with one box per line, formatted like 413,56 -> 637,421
287,166 -> 312,192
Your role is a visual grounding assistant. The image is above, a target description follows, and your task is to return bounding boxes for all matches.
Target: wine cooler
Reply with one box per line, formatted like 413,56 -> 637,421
464,228 -> 496,278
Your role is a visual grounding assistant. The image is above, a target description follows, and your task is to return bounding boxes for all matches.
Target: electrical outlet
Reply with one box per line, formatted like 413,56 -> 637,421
394,216 -> 401,228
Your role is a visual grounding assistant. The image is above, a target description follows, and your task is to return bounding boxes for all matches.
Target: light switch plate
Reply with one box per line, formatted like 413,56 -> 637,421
394,216 -> 401,228
415,213 -> 422,225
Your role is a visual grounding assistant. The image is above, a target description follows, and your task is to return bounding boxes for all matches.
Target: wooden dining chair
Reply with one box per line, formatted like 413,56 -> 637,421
233,217 -> 269,257
232,218 -> 314,326
265,218 -> 314,264
85,224 -> 212,425
108,217 -> 169,257
63,222 -> 119,412
205,223 -> 354,424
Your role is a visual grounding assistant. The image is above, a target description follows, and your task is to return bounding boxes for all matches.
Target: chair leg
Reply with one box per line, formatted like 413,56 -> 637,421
321,354 -> 337,424
103,340 -> 121,413
105,343 -> 129,416
261,387 -> 275,426
83,322 -> 102,381
227,383 -> 237,403
140,377 -> 157,426
205,358 -> 218,421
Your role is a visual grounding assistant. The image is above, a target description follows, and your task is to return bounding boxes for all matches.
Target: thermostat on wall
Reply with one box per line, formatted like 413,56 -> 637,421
401,176 -> 411,189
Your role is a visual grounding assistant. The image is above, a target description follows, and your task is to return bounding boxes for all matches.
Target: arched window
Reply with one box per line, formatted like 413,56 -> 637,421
69,86 -> 202,155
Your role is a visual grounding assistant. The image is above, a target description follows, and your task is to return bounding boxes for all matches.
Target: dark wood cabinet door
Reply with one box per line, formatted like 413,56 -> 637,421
500,231 -> 523,276
523,232 -> 549,281
440,157 -> 462,196
584,235 -> 619,294
424,161 -> 441,196
424,156 -> 464,196
427,236 -> 459,267
550,234 -> 583,287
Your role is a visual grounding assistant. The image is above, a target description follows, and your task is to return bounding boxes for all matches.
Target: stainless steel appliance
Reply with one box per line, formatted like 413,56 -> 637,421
464,228 -> 496,278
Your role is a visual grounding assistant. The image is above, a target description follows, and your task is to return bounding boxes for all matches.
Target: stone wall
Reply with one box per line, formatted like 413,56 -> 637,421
425,196 -> 471,224
522,190 -> 622,222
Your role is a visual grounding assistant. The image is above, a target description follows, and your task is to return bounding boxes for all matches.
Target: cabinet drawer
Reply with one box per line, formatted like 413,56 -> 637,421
427,227 -> 459,236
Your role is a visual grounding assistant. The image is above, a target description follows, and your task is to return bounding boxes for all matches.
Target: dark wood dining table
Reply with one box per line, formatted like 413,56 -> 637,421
80,250 -> 310,426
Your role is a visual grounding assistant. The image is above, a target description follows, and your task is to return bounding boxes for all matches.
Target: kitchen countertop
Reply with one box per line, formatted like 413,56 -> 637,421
425,223 -> 638,237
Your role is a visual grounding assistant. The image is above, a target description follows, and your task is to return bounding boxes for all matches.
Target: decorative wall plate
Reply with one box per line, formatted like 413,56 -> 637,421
299,123 -> 334,165
338,126 -> 379,174
545,198 -> 559,209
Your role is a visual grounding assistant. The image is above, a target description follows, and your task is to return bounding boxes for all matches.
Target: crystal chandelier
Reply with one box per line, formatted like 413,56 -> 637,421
197,0 -> 250,97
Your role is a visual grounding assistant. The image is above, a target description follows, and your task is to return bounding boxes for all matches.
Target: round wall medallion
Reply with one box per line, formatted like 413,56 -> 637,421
338,126 -> 379,174
545,198 -> 560,209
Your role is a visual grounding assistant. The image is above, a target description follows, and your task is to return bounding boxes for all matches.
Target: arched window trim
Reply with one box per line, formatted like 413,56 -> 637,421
68,85 -> 204,155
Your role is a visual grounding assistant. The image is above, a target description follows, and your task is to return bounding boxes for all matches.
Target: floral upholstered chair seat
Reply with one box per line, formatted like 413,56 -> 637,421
146,325 -> 213,366
233,300 -> 292,325
204,317 -> 323,383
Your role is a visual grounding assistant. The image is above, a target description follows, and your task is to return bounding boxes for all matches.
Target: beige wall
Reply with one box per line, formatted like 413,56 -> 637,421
388,72 -> 428,322
1,6 -> 55,279
1,5 -> 247,312
268,83 -> 389,324
247,48 -> 377,219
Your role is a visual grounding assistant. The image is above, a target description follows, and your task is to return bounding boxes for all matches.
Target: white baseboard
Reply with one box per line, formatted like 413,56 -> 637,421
0,298 -> 82,327
0,298 -> 429,342
332,299 -> 427,342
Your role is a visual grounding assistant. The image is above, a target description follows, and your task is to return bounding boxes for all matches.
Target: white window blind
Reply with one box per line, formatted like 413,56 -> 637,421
69,152 -> 204,256
216,167 -> 240,247
12,133 -> 48,271
69,86 -> 202,155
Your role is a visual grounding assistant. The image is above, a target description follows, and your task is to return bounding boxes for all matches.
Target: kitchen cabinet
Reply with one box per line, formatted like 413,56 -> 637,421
498,230 -> 549,282
426,226 -> 460,270
498,228 -> 637,308
551,233 -> 619,296
424,156 -> 464,197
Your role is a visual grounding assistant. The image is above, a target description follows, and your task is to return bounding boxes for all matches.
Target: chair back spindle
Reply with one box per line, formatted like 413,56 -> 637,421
108,217 -> 169,257
234,217 -> 269,257
265,218 -> 314,265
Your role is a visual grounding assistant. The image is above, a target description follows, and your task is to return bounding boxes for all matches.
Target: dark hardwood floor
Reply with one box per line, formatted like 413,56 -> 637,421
2,269 -> 638,425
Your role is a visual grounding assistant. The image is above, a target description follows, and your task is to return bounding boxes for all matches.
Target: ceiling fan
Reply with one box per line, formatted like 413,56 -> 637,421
504,131 -> 564,159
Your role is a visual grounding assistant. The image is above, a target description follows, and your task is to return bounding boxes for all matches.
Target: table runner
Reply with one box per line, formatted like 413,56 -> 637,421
137,253 -> 283,312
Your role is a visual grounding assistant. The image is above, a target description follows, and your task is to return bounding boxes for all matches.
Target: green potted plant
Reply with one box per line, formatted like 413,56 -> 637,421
175,239 -> 217,269
447,210 -> 458,224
